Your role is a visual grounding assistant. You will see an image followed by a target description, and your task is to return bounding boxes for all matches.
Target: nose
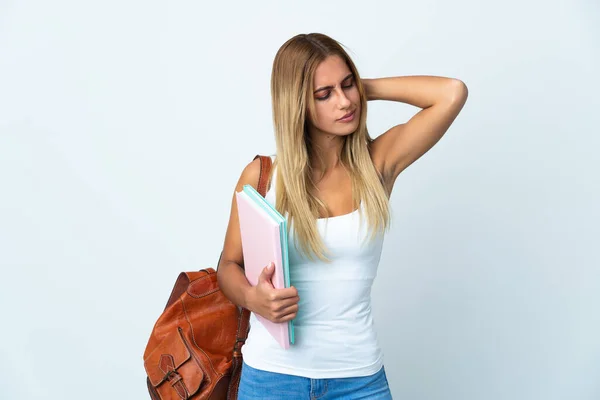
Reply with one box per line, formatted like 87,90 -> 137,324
336,88 -> 352,109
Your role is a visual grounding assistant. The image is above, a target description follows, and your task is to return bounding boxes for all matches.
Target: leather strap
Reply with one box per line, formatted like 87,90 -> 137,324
254,154 -> 273,197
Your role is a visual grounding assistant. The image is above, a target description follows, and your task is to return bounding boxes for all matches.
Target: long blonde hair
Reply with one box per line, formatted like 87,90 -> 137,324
270,33 -> 391,262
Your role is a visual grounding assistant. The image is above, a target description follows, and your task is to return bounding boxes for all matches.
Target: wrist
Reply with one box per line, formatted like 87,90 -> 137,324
361,78 -> 378,101
243,285 -> 256,312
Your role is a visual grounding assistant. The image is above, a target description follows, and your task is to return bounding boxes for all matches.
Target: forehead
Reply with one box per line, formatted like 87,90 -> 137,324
313,55 -> 351,85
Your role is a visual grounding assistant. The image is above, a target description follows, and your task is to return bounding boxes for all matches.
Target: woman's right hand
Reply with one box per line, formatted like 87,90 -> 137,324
246,262 -> 299,323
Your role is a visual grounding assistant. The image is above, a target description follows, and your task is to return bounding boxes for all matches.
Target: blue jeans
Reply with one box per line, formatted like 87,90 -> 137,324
238,362 -> 393,399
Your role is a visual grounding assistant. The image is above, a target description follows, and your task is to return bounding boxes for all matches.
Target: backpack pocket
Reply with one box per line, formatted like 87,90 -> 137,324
144,327 -> 205,399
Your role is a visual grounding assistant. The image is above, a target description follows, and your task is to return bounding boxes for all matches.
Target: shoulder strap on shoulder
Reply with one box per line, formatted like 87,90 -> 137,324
253,154 -> 272,197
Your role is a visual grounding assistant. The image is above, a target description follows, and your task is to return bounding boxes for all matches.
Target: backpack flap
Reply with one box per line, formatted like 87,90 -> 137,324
144,327 -> 204,398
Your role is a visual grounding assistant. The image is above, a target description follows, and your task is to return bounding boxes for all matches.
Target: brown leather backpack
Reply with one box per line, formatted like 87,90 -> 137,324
143,155 -> 273,400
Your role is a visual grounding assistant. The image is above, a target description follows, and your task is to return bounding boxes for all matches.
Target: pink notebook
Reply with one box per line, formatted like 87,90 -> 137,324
235,185 -> 293,349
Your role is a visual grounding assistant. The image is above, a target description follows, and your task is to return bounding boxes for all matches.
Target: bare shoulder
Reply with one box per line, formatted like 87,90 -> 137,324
237,157 -> 262,191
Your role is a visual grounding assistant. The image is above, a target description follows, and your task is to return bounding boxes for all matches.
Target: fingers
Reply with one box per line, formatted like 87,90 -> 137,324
261,293 -> 299,323
271,303 -> 299,323
251,264 -> 300,323
258,262 -> 297,294
273,296 -> 300,311
259,262 -> 275,282
257,264 -> 275,291
276,311 -> 297,323
271,286 -> 298,300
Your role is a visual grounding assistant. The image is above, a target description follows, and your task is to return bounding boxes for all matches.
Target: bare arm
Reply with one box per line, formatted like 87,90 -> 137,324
365,75 -> 468,189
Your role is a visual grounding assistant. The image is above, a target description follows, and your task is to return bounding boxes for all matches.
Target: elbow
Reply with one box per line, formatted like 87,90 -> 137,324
216,264 -> 234,303
449,79 -> 468,104
216,259 -> 228,288
216,257 -> 240,289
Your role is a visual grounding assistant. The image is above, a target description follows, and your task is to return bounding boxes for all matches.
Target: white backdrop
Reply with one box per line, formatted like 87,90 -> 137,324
1,1 -> 599,399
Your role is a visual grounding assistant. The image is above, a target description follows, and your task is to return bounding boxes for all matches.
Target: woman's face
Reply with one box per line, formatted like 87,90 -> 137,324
307,55 -> 361,138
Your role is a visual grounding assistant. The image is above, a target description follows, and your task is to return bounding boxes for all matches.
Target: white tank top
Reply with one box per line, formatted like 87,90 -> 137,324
241,155 -> 387,379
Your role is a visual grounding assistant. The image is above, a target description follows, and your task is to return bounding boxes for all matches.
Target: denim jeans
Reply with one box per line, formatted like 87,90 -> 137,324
238,361 -> 393,399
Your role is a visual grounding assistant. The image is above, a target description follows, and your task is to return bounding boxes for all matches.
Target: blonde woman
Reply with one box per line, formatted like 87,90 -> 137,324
217,32 -> 468,399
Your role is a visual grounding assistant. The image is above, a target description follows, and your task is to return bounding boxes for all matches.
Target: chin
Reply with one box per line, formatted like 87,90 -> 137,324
331,129 -> 356,138
338,122 -> 359,135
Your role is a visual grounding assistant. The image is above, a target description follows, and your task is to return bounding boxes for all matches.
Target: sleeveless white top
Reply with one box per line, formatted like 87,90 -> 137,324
241,156 -> 387,379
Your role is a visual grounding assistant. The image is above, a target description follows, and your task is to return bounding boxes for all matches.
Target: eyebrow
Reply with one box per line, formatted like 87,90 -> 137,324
313,73 -> 354,94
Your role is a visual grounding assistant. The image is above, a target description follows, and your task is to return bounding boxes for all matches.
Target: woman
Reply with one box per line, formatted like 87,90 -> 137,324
217,33 -> 468,399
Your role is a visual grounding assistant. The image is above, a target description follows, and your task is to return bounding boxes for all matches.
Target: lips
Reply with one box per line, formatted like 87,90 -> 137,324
338,109 -> 355,121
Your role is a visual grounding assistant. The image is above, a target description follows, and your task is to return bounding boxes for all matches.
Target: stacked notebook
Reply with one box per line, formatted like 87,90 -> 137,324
235,184 -> 295,349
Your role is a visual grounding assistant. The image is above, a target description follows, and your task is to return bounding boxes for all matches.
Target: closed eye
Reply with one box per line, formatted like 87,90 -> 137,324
316,79 -> 355,101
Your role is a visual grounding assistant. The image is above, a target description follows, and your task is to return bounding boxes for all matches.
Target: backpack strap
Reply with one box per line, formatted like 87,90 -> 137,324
254,154 -> 273,197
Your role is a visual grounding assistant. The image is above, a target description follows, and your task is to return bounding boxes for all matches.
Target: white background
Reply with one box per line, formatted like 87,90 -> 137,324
1,1 -> 599,399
